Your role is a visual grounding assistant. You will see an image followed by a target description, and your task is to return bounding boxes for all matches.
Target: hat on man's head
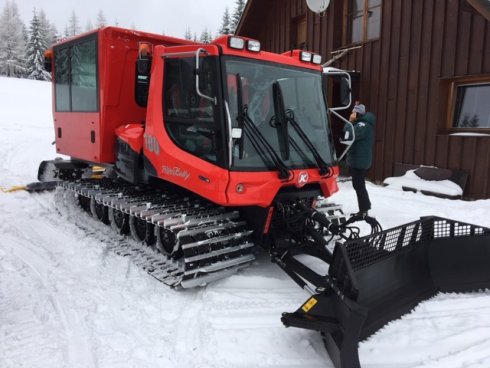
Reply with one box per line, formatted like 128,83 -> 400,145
352,104 -> 366,115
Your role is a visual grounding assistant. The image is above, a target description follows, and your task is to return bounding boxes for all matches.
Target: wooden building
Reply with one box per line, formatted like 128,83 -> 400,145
236,0 -> 490,199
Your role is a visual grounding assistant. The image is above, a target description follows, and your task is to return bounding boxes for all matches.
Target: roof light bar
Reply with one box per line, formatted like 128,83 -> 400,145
312,54 -> 322,65
300,51 -> 312,62
229,37 -> 245,50
247,40 -> 261,52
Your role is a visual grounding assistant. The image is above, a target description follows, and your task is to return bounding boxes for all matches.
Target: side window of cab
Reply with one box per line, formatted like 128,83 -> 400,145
163,57 -> 219,163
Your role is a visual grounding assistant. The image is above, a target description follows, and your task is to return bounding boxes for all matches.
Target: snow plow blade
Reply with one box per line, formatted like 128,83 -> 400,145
281,216 -> 490,368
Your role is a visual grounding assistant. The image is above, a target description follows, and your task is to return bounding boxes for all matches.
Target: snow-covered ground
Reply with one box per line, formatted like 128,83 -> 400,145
1,76 -> 490,368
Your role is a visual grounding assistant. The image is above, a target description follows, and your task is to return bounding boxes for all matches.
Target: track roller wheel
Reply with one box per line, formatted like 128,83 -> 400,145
108,207 -> 130,235
78,195 -> 91,212
156,227 -> 182,259
129,216 -> 156,246
90,197 -> 109,225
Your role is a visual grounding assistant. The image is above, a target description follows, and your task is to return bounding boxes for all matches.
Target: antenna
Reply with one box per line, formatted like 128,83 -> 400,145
306,0 -> 330,16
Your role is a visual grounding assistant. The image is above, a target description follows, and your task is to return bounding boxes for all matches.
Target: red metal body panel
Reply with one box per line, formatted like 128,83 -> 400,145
143,44 -> 230,205
52,27 -> 197,163
115,124 -> 144,152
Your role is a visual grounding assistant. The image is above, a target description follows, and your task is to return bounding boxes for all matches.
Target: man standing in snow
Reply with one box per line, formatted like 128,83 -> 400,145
343,103 -> 376,218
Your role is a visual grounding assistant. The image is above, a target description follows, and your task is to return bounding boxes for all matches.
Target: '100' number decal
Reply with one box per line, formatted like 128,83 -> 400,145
144,134 -> 160,155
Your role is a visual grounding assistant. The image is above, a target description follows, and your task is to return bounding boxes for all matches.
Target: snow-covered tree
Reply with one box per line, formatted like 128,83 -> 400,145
95,9 -> 106,28
66,10 -> 81,37
0,0 -> 26,77
39,9 -> 58,47
184,27 -> 192,40
219,8 -> 232,35
231,0 -> 247,34
200,28 -> 211,44
25,9 -> 51,81
85,20 -> 94,32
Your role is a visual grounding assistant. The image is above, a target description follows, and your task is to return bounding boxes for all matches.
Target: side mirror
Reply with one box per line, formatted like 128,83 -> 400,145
136,59 -> 151,76
43,49 -> 52,72
323,67 -> 352,111
135,57 -> 152,107
340,77 -> 351,107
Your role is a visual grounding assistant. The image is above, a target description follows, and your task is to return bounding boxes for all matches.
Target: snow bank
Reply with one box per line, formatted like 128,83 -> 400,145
383,169 -> 463,197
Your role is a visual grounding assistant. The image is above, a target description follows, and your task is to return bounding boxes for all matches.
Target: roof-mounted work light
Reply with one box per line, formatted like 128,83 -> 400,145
247,40 -> 261,52
229,37 -> 245,50
300,51 -> 312,62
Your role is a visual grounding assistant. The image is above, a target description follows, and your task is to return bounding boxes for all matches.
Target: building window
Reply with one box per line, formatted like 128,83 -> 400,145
345,0 -> 382,44
291,15 -> 307,49
451,79 -> 490,130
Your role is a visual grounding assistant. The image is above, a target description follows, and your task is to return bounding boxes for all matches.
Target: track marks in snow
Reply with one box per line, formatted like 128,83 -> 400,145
0,194 -> 98,368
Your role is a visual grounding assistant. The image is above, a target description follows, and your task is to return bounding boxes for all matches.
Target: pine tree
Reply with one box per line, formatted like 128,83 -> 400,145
200,28 -> 211,44
66,10 -> 81,37
0,0 -> 27,77
25,9 -> 51,81
219,8 -> 232,35
184,27 -> 192,40
39,9 -> 58,46
85,20 -> 94,32
231,0 -> 246,34
96,9 -> 106,28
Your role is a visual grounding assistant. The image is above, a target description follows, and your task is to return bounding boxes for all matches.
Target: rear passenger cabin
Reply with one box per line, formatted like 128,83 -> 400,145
51,26 -> 195,164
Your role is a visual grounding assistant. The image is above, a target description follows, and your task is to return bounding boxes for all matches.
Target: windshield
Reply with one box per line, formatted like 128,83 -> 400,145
224,58 -> 334,170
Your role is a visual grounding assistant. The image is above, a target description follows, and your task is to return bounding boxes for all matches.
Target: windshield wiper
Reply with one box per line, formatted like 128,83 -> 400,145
287,111 -> 333,177
234,74 -> 291,180
272,82 -> 290,160
271,80 -> 331,176
243,112 -> 292,180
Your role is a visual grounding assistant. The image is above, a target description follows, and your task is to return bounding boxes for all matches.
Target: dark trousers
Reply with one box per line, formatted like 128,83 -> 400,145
350,168 -> 371,212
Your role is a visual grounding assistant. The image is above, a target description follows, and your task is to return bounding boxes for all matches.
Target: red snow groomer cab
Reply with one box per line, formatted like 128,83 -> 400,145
39,27 -> 490,368
47,27 -> 338,207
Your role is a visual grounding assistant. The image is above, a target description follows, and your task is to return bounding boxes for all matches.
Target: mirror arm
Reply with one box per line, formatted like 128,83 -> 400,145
329,108 -> 355,162
195,48 -> 217,105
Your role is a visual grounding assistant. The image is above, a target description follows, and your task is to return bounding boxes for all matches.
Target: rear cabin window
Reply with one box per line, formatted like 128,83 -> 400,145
54,36 -> 98,112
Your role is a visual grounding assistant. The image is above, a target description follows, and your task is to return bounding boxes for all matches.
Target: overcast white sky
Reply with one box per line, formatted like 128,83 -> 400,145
6,0 -> 239,39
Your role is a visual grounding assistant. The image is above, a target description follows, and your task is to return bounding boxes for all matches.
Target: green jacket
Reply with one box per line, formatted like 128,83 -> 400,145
343,112 -> 376,170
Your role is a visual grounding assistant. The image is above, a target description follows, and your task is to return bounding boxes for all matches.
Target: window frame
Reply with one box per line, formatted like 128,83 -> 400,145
53,33 -> 99,113
162,55 -> 226,167
447,75 -> 490,133
221,56 -> 336,172
343,0 -> 382,46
